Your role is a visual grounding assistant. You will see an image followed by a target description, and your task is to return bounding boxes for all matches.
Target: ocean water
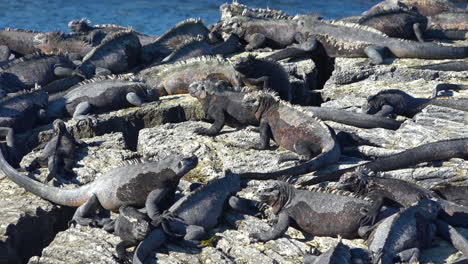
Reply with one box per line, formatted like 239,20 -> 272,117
0,0 -> 381,35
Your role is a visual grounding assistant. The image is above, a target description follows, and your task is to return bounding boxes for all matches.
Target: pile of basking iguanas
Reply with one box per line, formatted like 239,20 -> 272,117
0,0 -> 467,263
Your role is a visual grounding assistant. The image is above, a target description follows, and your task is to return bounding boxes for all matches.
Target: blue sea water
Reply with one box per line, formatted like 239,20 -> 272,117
0,0 -> 381,35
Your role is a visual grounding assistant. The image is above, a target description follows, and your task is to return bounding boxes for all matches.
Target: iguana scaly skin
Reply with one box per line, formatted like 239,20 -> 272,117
297,15 -> 468,64
238,91 -> 341,180
189,79 -> 257,136
357,8 -> 428,42
302,138 -> 468,185
0,52 -> 76,95
249,181 -> 380,241
219,2 -> 293,21
140,18 -> 211,64
425,12 -> 468,40
362,89 -> 468,117
133,170 -> 261,264
0,148 -> 198,226
364,0 -> 462,16
138,55 -> 241,96
77,29 -> 141,76
27,119 -> 84,183
233,55 -> 293,102
33,31 -> 94,58
0,28 -> 41,56
47,74 -> 159,119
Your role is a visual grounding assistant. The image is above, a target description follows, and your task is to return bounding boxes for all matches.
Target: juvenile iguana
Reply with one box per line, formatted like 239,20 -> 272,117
133,170 -> 262,264
26,119 -> 85,183
248,181 -> 380,242
238,90 -> 341,180
0,148 -> 198,226
362,89 -> 468,117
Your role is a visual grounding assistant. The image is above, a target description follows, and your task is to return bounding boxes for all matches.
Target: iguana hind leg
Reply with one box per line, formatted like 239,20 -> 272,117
133,228 -> 167,264
69,193 -> 103,226
126,92 -> 144,106
364,46 -> 386,65
73,101 -> 91,119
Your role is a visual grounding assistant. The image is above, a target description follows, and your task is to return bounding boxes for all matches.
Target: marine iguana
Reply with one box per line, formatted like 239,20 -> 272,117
297,15 -> 468,64
76,29 -> 141,77
238,91 -> 341,180
0,52 -> 76,95
335,168 -> 468,229
140,18 -> 212,65
0,27 -> 41,56
133,170 -> 262,264
248,181 -> 380,242
233,55 -> 293,102
303,240 -> 371,264
300,138 -> 468,185
425,12 -> 468,40
188,79 -> 258,136
219,2 -> 293,20
366,199 -> 442,264
138,55 -> 241,96
160,33 -> 242,64
357,8 -> 428,42
364,0 -> 463,16
33,31 -> 94,59
213,15 -> 303,51
0,147 -> 198,226
362,89 -> 468,117
47,74 -> 159,119
26,119 -> 84,183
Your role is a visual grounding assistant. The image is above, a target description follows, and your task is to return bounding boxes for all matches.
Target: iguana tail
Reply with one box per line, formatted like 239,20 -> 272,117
428,98 -> 468,112
300,138 -> 468,185
239,140 -> 341,180
390,41 -> 468,59
0,148 -> 89,207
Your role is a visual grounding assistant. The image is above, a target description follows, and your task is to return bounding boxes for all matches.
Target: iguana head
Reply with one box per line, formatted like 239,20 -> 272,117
337,167 -> 373,194
158,154 -> 199,179
52,119 -> 67,134
414,199 -> 442,220
188,79 -> 231,99
362,89 -> 410,115
293,13 -> 323,31
242,90 -> 278,120
68,18 -> 93,33
256,181 -> 292,214
233,55 -> 257,75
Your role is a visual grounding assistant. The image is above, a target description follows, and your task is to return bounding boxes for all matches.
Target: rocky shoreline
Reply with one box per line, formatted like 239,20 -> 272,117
1,1 -> 468,263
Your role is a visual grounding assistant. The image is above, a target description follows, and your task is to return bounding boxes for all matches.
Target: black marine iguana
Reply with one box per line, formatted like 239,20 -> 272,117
303,239 -> 371,264
0,52 -> 76,95
47,74 -> 159,119
297,15 -> 468,64
238,91 -> 341,180
249,181 -> 380,242
432,185 -> 468,207
425,12 -> 468,40
0,148 -> 198,226
362,89 -> 468,117
132,170 -> 262,264
301,138 -> 468,185
26,119 -> 84,183
76,29 -> 141,77
0,27 -> 41,56
233,55 -> 293,102
188,79 -> 258,136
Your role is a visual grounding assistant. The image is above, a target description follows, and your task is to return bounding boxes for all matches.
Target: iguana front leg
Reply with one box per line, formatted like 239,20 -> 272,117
413,23 -> 425,43
115,240 -> 138,264
228,196 -> 267,217
133,228 -> 168,264
374,105 -> 394,117
194,105 -> 225,136
145,188 -> 172,226
243,76 -> 270,90
253,119 -> 272,150
250,212 -> 290,242
245,33 -> 266,51
73,101 -> 92,119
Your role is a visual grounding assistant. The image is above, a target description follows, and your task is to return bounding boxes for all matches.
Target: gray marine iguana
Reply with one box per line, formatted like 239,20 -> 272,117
297,15 -> 468,64
47,74 -> 159,119
0,147 -> 198,226
33,30 -> 94,59
300,138 -> 468,185
219,2 -> 293,21
362,89 -> 468,117
0,27 -> 41,56
26,119 -> 85,183
237,91 -> 341,180
188,79 -> 258,136
132,170 -> 262,264
75,29 -> 141,77
138,55 -> 241,96
248,181 -> 380,242
0,52 -> 76,95
364,0 -> 464,16
337,168 -> 468,229
425,12 -> 468,40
